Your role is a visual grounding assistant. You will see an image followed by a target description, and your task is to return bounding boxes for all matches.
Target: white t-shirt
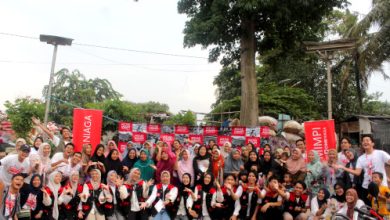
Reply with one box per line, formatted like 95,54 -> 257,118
51,152 -> 71,174
0,154 -> 30,186
356,149 -> 390,188
338,152 -> 349,166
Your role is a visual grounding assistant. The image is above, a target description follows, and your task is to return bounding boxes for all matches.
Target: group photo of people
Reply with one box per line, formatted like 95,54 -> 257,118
1,117 -> 390,220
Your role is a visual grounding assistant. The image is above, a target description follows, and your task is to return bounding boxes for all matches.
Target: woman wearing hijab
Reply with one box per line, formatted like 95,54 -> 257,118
177,149 -> 195,186
90,144 -> 107,175
342,148 -> 364,196
81,144 -> 93,179
155,148 -> 176,183
58,171 -> 83,220
105,149 -> 124,178
305,150 -> 324,196
20,174 -> 44,220
211,148 -> 225,185
105,170 -> 125,220
122,148 -> 138,175
285,148 -> 307,182
337,188 -> 365,220
244,151 -> 259,173
134,149 -> 156,181
330,182 -> 346,213
221,142 -> 232,159
258,150 -> 278,178
42,171 -> 62,220
172,173 -> 195,220
38,143 -> 52,178
119,168 -> 151,220
143,171 -> 178,219
324,149 -> 344,195
190,172 -> 220,220
224,149 -> 244,177
309,188 -> 331,220
193,145 -> 212,185
105,140 -> 122,160
79,169 -> 109,220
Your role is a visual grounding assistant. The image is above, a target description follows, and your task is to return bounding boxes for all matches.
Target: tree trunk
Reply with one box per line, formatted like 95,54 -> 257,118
240,15 -> 259,127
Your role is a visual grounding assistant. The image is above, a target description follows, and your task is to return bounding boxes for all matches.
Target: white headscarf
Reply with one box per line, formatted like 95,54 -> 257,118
69,170 -> 79,195
38,143 -> 51,167
48,171 -> 62,220
90,169 -> 102,189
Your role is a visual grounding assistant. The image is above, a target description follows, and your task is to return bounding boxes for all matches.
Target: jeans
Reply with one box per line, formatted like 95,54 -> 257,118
153,209 -> 171,220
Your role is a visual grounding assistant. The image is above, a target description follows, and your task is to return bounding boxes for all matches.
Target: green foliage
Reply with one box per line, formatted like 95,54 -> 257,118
4,97 -> 45,141
178,0 -> 347,65
164,111 -> 197,126
86,100 -> 171,132
211,65 -> 320,122
43,68 -> 122,126
362,92 -> 390,115
86,100 -> 143,132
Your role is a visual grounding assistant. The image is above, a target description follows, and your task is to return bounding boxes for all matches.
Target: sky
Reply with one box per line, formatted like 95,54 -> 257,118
0,0 -> 388,117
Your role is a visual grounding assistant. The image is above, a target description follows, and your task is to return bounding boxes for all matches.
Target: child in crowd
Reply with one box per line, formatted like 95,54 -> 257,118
283,173 -> 294,192
371,172 -> 390,219
282,181 -> 310,220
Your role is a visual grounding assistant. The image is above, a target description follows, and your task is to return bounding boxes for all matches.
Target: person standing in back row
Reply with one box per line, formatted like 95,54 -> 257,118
334,134 -> 390,205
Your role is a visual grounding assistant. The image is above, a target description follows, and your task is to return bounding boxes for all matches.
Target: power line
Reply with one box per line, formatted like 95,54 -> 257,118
0,60 -> 211,66
50,96 -> 119,123
73,42 -> 208,59
70,47 -> 214,73
0,32 -> 208,59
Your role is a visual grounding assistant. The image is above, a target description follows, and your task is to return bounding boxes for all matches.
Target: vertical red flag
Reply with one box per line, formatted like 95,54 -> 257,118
304,120 -> 336,162
72,108 -> 103,153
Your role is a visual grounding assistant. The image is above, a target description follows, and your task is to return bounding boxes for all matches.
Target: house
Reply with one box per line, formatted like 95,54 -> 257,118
339,115 -> 390,152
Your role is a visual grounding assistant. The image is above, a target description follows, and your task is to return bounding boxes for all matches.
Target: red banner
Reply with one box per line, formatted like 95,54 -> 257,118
160,134 -> 175,145
147,124 -> 161,133
246,137 -> 261,148
231,127 -> 246,136
188,134 -> 203,144
118,122 -> 132,132
72,108 -> 103,152
132,132 -> 147,143
304,120 -> 336,162
203,126 -> 218,136
260,126 -> 270,138
217,136 -> 232,146
175,125 -> 189,134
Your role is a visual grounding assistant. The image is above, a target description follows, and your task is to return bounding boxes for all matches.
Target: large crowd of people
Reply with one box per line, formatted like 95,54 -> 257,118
1,120 -> 390,220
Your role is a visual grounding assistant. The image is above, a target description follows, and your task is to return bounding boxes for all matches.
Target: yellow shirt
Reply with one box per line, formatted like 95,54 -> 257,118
371,185 -> 390,215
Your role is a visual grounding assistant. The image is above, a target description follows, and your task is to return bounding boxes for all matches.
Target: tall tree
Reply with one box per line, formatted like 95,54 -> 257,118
211,66 -> 320,123
42,68 -> 122,126
178,0 -> 346,126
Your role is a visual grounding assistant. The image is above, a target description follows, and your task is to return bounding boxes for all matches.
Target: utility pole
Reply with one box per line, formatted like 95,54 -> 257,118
303,39 -> 356,119
40,35 -> 73,125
